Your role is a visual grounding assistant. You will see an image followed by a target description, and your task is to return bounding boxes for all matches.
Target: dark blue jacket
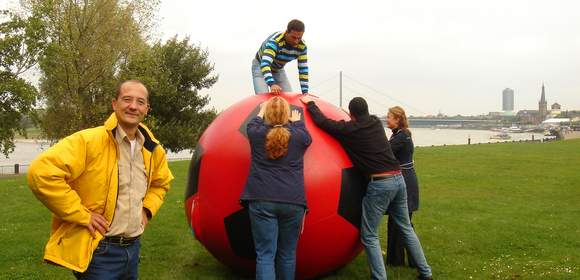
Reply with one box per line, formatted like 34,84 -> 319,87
240,117 -> 312,207
389,128 -> 419,212
389,128 -> 414,165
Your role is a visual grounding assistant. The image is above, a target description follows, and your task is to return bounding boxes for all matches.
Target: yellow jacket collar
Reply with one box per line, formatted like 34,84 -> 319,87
104,113 -> 161,150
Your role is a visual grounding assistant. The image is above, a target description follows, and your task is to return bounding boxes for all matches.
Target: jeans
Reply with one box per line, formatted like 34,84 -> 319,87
361,174 -> 431,280
73,239 -> 140,280
249,201 -> 305,280
252,58 -> 293,94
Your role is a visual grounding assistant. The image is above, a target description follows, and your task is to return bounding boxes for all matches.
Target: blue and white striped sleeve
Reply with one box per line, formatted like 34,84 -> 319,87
260,41 -> 278,86
297,47 -> 309,94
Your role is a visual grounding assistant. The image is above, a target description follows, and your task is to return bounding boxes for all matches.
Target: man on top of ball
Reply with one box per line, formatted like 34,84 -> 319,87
252,19 -> 309,95
300,95 -> 433,280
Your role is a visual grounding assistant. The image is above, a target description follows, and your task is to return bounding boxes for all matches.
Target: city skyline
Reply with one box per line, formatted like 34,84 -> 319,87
497,84 -> 568,115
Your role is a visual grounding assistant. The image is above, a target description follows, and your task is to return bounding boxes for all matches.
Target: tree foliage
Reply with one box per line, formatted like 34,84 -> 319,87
25,0 -> 155,140
3,0 -> 218,155
0,10 -> 44,156
119,36 -> 218,152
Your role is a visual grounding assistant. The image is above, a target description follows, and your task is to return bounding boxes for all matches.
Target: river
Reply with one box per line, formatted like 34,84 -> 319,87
1,128 -> 546,168
394,127 -> 545,147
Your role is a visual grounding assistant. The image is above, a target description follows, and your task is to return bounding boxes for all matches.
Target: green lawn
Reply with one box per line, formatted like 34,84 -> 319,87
1,140 -> 579,279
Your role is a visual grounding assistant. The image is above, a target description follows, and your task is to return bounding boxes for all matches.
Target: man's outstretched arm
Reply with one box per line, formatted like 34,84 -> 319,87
300,96 -> 349,136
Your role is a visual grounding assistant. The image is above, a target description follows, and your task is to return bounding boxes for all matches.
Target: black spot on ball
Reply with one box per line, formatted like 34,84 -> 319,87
224,208 -> 256,259
337,167 -> 368,229
185,144 -> 204,199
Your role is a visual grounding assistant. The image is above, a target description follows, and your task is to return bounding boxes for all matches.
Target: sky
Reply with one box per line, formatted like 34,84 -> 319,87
3,0 -> 580,116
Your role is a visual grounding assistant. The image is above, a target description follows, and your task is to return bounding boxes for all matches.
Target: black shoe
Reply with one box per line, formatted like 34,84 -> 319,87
417,276 -> 432,280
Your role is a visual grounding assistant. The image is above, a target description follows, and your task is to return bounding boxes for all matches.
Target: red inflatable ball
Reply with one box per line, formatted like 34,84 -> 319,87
185,93 -> 368,279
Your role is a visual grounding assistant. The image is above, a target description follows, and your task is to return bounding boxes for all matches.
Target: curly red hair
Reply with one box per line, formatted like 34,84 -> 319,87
264,97 -> 291,160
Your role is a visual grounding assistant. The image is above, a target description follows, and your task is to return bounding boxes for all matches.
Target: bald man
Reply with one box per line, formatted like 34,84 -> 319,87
28,80 -> 174,279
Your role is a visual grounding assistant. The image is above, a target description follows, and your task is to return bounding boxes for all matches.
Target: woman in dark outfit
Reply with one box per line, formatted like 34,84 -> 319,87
240,96 -> 312,280
385,106 -> 420,267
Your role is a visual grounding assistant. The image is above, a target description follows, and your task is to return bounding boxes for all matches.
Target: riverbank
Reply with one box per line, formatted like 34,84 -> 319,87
2,128 -> 545,168
563,130 -> 580,140
1,139 -> 579,279
0,140 -> 193,170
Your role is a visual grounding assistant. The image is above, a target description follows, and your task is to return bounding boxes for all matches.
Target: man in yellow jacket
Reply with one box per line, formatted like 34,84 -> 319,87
28,80 -> 174,279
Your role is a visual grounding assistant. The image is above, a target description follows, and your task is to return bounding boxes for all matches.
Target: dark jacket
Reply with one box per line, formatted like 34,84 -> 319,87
389,128 -> 419,212
306,102 -> 400,177
240,117 -> 312,207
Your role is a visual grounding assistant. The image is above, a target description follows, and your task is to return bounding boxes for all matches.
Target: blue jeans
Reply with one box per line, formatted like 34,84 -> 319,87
73,239 -> 140,280
252,58 -> 293,94
249,201 -> 305,280
361,174 -> 432,280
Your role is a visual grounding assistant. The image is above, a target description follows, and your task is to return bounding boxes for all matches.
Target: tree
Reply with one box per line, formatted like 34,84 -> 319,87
12,0 -> 218,153
119,36 -> 218,152
23,0 -> 158,140
0,10 -> 45,156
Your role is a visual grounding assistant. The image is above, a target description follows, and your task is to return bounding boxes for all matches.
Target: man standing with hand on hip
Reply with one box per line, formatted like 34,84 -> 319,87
28,80 -> 174,279
252,19 -> 309,95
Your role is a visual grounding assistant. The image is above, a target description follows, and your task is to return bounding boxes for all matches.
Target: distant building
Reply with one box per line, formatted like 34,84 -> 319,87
549,102 -> 562,118
520,83 -> 551,124
538,84 -> 548,121
512,84 -> 568,125
502,88 -> 514,111
516,109 -> 539,124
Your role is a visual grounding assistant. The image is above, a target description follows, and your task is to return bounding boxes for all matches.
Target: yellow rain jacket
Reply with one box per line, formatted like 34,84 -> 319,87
27,113 -> 174,272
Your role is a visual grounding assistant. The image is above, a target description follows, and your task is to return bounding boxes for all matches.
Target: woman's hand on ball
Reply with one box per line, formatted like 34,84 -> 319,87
289,110 -> 302,122
257,102 -> 267,118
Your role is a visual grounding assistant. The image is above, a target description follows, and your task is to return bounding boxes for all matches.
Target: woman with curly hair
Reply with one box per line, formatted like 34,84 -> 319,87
241,96 -> 312,280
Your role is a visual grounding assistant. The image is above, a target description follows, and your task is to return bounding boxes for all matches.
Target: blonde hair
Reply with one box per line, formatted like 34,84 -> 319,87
264,97 -> 291,160
389,106 -> 410,131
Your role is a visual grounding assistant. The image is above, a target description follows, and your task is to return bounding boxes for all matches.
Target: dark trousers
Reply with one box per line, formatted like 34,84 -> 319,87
386,212 -> 417,267
73,239 -> 140,280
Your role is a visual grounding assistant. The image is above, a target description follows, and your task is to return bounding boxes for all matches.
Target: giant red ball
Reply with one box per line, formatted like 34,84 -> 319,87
185,93 -> 367,279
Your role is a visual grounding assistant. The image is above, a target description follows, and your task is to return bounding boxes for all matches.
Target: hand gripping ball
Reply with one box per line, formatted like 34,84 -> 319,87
185,93 -> 367,279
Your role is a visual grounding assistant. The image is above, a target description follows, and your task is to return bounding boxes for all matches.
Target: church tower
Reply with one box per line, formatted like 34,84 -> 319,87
538,83 -> 548,121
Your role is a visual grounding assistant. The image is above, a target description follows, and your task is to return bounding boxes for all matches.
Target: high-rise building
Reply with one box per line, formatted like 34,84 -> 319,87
538,84 -> 548,121
502,88 -> 514,111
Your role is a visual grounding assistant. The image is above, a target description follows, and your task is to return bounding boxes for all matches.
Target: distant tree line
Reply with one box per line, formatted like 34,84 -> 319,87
0,0 -> 218,157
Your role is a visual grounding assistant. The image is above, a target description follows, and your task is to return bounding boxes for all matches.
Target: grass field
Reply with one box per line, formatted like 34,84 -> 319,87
1,140 -> 579,279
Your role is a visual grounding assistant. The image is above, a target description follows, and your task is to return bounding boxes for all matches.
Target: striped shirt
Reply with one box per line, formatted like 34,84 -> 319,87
255,32 -> 309,93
